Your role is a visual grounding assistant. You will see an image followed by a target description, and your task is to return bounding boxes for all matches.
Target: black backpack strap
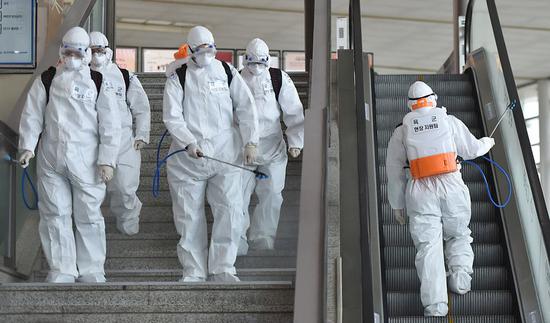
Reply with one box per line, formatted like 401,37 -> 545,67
175,64 -> 188,92
395,122 -> 403,129
118,67 -> 130,93
90,70 -> 103,95
269,68 -> 282,102
40,66 -> 57,104
221,61 -> 233,87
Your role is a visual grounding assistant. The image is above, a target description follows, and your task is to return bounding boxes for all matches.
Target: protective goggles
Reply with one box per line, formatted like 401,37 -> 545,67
60,45 -> 87,58
190,43 -> 216,55
244,53 -> 269,65
408,93 -> 438,110
90,47 -> 108,55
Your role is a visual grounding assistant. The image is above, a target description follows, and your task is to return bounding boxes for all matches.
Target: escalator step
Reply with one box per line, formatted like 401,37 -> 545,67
379,182 -> 490,202
387,315 -> 518,323
385,266 -> 512,291
377,128 -> 484,148
387,290 -> 515,316
375,81 -> 474,98
383,222 -> 501,246
377,165 -> 493,183
379,202 -> 498,224
375,74 -> 470,84
383,244 -> 505,268
375,96 -> 477,113
375,111 -> 480,130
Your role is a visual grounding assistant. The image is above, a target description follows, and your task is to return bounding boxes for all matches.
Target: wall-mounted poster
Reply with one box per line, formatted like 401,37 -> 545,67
116,47 -> 137,72
143,48 -> 177,73
0,0 -> 36,68
283,51 -> 306,72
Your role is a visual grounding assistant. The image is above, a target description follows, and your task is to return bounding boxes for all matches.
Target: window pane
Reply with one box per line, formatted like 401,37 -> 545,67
526,118 -> 540,145
522,98 -> 539,119
143,48 -> 177,73
532,144 -> 540,164
116,48 -> 137,72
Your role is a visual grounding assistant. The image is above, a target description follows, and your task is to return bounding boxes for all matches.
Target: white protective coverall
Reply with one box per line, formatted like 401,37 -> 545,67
386,81 -> 494,316
18,27 -> 120,283
89,31 -> 151,235
163,26 -> 259,282
239,38 -> 304,252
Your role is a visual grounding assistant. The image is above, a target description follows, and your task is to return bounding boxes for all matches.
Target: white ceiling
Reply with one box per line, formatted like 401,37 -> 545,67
116,0 -> 550,83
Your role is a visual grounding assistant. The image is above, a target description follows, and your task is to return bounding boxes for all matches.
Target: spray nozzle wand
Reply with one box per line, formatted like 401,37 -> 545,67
489,100 -> 517,138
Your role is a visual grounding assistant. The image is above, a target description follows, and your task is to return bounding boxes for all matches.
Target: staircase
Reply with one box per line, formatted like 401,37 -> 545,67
0,72 -> 307,322
374,74 -> 520,322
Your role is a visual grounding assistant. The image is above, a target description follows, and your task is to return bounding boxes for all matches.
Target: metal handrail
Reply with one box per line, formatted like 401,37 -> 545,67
349,0 -> 376,320
464,0 -> 550,263
0,120 -> 18,268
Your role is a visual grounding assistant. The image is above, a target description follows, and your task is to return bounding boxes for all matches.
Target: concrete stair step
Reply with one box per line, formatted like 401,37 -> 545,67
100,254 -> 295,271
0,313 -> 293,323
137,159 -> 303,176
136,190 -> 301,207
32,268 -> 296,283
137,174 -> 302,191
0,282 -> 294,321
39,250 -> 297,271
137,145 -> 302,165
105,220 -> 298,238
102,206 -> 300,224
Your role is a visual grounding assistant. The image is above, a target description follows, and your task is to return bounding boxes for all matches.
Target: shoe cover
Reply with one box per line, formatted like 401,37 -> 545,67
424,302 -> 448,316
209,272 -> 241,283
237,237 -> 249,256
249,237 -> 274,251
78,273 -> 106,283
46,272 -> 76,283
179,276 -> 206,282
116,218 -> 139,236
448,270 -> 472,295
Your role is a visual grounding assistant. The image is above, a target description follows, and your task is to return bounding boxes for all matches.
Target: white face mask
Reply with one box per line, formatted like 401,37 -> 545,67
64,56 -> 83,71
194,52 -> 215,67
248,63 -> 267,76
92,53 -> 107,67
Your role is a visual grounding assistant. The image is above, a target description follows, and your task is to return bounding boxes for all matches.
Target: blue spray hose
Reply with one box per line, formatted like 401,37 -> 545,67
462,156 -> 512,209
2,154 -> 38,210
152,129 -> 269,197
22,167 -> 38,210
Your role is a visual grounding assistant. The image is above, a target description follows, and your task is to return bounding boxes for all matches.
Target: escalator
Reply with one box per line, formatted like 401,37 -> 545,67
374,73 -> 519,322
334,0 -> 550,321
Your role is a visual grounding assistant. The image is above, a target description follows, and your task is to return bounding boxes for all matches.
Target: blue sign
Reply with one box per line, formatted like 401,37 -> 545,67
0,0 -> 36,68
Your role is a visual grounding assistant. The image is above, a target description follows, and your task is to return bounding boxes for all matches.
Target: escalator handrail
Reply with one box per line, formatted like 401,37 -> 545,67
464,0 -> 550,261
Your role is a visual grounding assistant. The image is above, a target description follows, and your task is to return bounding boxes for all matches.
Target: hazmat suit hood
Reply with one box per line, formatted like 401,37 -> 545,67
59,27 -> 92,70
407,81 -> 438,110
89,31 -> 113,68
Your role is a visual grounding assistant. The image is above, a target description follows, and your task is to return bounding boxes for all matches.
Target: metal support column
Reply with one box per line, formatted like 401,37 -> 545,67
293,0 -> 330,321
539,80 -> 550,205
304,0 -> 314,72
452,0 -> 468,73
105,0 -> 116,59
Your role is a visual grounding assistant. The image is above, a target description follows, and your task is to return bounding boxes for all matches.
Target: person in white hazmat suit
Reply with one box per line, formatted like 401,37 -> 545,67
163,26 -> 259,282
18,27 -> 120,283
238,38 -> 304,253
89,31 -> 151,236
385,81 -> 495,316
